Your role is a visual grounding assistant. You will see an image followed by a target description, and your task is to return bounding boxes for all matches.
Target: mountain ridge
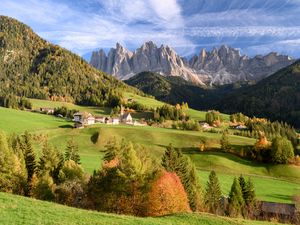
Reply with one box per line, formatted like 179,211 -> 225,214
0,15 -> 136,106
90,41 -> 295,85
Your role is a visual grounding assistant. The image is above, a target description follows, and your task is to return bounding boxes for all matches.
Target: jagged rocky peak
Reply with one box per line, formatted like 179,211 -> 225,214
90,41 -> 295,86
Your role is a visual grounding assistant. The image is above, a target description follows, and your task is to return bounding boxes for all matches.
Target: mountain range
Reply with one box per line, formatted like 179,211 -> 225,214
90,41 -> 295,85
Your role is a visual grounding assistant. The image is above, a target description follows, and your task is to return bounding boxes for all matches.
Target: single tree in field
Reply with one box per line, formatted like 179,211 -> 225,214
238,175 -> 247,200
228,177 -> 244,217
220,130 -> 230,152
205,171 -> 222,214
65,138 -> 80,164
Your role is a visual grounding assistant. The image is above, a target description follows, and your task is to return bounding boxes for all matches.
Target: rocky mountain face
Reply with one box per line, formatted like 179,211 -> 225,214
90,42 -> 295,85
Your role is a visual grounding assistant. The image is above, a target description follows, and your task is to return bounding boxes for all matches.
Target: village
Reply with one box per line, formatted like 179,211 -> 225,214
72,106 -> 147,128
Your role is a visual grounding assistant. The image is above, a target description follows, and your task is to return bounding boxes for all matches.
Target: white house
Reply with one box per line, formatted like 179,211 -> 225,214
73,112 -> 95,127
120,112 -> 133,124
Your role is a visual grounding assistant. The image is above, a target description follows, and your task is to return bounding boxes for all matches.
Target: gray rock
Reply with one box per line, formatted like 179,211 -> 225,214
90,42 -> 295,86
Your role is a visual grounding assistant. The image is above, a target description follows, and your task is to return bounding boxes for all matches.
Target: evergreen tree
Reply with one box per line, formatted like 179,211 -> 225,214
38,141 -> 61,180
161,145 -> 203,211
244,178 -> 256,206
0,131 -> 16,192
103,137 -> 121,162
220,130 -> 230,152
228,177 -> 244,217
238,175 -> 247,200
21,131 -> 36,184
205,171 -> 222,214
65,138 -> 80,164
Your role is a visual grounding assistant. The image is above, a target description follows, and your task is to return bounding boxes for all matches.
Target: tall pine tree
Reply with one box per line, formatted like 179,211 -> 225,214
205,171 -> 222,214
21,131 -> 36,184
228,177 -> 244,217
162,145 -> 203,211
65,138 -> 80,164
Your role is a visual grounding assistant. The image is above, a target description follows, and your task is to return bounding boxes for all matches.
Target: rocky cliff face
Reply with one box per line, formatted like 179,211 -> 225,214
90,42 -> 294,85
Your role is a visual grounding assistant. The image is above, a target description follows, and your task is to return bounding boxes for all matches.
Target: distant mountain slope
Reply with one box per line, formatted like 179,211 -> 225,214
125,71 -> 240,110
90,42 -> 294,85
0,16 -> 134,106
215,60 -> 300,127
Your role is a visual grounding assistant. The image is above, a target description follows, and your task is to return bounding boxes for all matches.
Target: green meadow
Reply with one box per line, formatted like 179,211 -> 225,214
0,192 -> 280,225
0,103 -> 299,204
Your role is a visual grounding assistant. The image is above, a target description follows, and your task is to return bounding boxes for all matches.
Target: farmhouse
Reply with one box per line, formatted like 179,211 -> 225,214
120,112 -> 133,124
106,117 -> 120,125
73,112 -> 95,127
95,116 -> 106,123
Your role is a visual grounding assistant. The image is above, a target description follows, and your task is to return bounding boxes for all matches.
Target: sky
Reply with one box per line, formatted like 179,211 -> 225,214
1,0 -> 300,59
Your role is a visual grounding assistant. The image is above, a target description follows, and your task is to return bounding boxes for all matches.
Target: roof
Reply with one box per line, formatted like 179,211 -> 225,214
121,113 -> 132,119
261,202 -> 296,215
74,112 -> 92,118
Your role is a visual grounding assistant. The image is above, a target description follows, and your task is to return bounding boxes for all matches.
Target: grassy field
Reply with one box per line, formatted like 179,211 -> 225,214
0,106 -> 299,204
0,192 -> 279,225
0,107 -> 71,133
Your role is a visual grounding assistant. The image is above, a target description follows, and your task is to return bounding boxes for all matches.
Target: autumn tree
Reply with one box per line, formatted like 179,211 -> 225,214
146,171 -> 191,216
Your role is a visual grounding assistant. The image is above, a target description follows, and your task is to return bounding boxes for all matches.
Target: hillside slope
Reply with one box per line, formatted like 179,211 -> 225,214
0,16 -> 135,106
125,71 -> 242,110
215,60 -> 300,127
0,192 -> 277,225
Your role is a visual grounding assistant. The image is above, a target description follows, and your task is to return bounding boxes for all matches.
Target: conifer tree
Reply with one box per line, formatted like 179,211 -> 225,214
205,171 -> 222,214
103,137 -> 121,162
21,131 -> 36,183
39,141 -> 61,180
65,138 -> 80,164
238,175 -> 247,200
228,177 -> 244,217
0,131 -> 16,192
244,178 -> 256,206
162,145 -> 203,211
220,130 -> 230,152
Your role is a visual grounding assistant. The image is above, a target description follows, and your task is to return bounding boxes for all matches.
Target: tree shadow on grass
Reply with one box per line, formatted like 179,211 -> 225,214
59,124 -> 74,129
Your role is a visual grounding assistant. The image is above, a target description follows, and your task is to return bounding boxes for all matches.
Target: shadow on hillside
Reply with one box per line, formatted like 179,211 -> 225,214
59,124 -> 73,129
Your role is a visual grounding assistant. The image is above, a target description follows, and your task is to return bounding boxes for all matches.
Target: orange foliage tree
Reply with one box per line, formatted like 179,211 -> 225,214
146,171 -> 191,216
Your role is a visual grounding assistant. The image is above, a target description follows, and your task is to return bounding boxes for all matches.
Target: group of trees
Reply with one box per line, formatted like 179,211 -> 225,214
154,103 -> 189,122
205,171 -> 256,218
1,129 -> 262,219
0,94 -> 32,110
205,110 -> 223,126
53,106 -> 78,118
0,131 -> 84,206
87,141 -> 202,216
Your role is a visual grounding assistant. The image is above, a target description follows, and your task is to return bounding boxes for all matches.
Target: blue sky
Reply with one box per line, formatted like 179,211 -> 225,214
1,0 -> 300,58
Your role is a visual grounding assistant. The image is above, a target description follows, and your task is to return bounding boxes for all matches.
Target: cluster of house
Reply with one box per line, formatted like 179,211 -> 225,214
73,109 -> 146,128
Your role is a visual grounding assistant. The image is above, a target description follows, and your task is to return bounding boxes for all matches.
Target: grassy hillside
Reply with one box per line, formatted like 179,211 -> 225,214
0,106 -> 299,203
0,107 -> 71,133
0,192 -> 278,225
